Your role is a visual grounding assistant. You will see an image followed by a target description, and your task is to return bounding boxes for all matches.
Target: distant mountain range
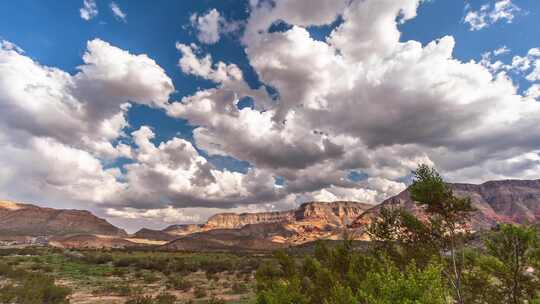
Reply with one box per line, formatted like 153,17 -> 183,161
2,179 -> 540,250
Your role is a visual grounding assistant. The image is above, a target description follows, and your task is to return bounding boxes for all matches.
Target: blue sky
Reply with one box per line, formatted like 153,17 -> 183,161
1,0 -> 539,230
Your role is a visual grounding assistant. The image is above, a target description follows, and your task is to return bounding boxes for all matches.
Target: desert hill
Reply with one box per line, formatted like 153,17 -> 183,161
0,200 -> 126,238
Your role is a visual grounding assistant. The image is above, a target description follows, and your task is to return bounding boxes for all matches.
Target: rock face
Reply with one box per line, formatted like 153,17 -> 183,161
163,224 -> 203,235
203,201 -> 370,230
352,179 -> 540,230
162,201 -> 373,250
0,200 -> 127,238
204,211 -> 294,230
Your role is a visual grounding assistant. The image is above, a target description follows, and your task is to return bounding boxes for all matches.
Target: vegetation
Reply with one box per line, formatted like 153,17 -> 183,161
254,164 -> 540,303
0,248 -> 257,303
0,261 -> 71,304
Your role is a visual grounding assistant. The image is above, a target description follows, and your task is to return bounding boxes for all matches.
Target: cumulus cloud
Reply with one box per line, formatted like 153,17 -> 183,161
80,0 -> 98,21
464,0 -> 521,31
526,84 -> 540,100
173,0 -> 540,197
110,2 -> 127,22
190,9 -> 240,44
0,38 -> 177,207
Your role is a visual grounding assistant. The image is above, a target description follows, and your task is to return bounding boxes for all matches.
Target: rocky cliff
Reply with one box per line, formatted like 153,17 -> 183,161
0,200 -> 127,237
204,210 -> 294,229
161,201 -> 373,250
134,201 -> 372,245
202,201 -> 371,230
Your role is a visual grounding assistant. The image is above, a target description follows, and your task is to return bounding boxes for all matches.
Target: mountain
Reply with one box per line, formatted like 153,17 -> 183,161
161,201 -> 372,251
0,200 -> 127,238
352,179 -> 540,230
4,179 -> 540,251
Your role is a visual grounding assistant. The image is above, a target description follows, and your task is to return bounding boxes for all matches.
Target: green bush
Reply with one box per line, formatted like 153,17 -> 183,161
231,282 -> 249,294
194,286 -> 207,298
206,297 -> 226,304
125,295 -> 156,304
0,273 -> 71,304
83,252 -> 113,264
155,293 -> 177,304
167,275 -> 193,291
125,293 -> 177,304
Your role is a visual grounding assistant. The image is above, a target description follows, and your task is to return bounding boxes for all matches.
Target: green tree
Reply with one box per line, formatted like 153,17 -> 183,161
409,164 -> 475,304
369,164 -> 475,304
482,224 -> 540,303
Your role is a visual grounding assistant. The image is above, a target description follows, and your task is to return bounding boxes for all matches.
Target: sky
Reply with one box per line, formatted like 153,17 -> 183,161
0,0 -> 540,232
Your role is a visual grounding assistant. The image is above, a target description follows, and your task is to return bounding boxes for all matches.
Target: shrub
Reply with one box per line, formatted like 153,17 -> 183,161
168,275 -> 193,291
0,262 -> 14,276
231,282 -> 249,294
113,256 -> 135,267
2,273 -> 71,304
125,295 -> 156,304
194,286 -> 207,298
84,252 -> 113,264
125,293 -> 177,304
142,272 -> 160,284
206,297 -> 226,304
111,267 -> 127,277
155,293 -> 177,304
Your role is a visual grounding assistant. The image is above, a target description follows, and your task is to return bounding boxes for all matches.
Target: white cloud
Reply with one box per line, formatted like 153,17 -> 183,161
110,2 -> 127,22
464,0 -> 521,31
80,0 -> 98,21
190,9 -> 240,44
508,47 -> 540,81
493,46 -> 510,56
0,38 -> 174,206
106,206 -> 201,223
191,9 -> 222,44
172,0 -> 540,198
526,84 -> 540,100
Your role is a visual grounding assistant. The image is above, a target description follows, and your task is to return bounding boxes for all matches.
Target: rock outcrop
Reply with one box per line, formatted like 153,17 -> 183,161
204,211 -> 294,230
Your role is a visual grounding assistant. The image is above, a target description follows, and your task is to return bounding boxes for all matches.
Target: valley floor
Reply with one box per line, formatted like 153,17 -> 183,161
0,247 -> 264,303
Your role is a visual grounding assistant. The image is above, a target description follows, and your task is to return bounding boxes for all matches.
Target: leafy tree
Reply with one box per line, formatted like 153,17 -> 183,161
369,164 -> 475,304
482,224 -> 539,303
409,164 -> 475,304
